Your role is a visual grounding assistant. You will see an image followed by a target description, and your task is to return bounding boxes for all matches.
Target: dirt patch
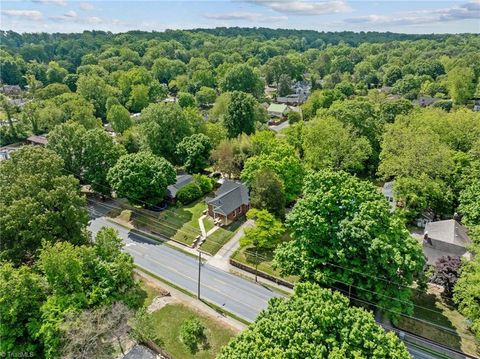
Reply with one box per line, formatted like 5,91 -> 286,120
147,296 -> 178,313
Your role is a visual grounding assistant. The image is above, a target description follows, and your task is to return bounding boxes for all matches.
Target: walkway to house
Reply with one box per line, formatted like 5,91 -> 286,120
207,219 -> 254,271
198,215 -> 208,237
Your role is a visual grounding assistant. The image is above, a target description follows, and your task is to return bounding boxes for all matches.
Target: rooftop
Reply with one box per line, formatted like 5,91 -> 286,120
267,103 -> 288,113
425,219 -> 471,247
166,174 -> 193,198
206,180 -> 249,216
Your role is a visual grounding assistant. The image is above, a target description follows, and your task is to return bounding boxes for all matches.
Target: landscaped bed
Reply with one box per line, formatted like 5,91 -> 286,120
148,303 -> 237,359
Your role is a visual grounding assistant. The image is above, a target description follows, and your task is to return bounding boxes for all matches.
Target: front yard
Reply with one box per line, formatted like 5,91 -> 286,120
200,218 -> 245,255
395,286 -> 479,356
148,303 -> 237,359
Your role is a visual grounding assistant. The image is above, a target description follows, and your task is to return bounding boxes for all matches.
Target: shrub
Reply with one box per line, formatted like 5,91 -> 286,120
179,317 -> 206,353
287,111 -> 301,124
432,99 -> 453,112
194,174 -> 214,194
176,183 -> 203,204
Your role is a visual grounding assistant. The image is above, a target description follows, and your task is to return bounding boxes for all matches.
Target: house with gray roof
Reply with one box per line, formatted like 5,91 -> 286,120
166,174 -> 193,201
206,180 -> 249,226
381,181 -> 396,211
423,219 -> 471,265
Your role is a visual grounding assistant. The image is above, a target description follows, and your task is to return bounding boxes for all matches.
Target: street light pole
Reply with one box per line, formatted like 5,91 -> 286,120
197,250 -> 202,299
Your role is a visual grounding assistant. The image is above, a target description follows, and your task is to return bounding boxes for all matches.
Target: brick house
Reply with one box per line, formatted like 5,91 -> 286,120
206,180 -> 249,226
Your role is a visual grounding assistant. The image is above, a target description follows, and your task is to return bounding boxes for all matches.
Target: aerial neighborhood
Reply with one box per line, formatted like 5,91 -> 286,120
0,4 -> 479,359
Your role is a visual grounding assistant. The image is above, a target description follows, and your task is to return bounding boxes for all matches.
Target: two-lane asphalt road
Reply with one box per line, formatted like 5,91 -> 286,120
89,216 -> 281,322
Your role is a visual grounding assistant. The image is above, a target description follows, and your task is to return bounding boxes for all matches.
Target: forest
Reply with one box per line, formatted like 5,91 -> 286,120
1,28 -> 479,358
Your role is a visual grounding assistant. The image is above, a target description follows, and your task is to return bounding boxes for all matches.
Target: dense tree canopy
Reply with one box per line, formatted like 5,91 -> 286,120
0,146 -> 89,263
218,283 -> 410,359
275,170 -> 425,318
107,151 -> 176,206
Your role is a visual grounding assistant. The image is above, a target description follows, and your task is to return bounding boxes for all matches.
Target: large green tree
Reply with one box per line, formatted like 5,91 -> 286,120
218,283 -> 410,359
275,170 -> 425,318
303,116 -> 371,173
447,67 -> 476,105
250,168 -> 286,219
176,133 -> 212,174
107,151 -> 176,206
240,209 -> 285,251
0,146 -> 89,263
139,103 -> 192,163
107,104 -> 133,134
223,91 -> 257,138
219,64 -> 264,99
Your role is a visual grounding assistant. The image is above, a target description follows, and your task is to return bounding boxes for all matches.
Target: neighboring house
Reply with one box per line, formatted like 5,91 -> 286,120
166,174 -> 193,201
378,86 -> 394,94
130,113 -> 141,120
381,181 -> 396,211
276,94 -> 305,105
416,210 -> 435,228
206,180 -> 250,226
423,219 -> 471,265
267,103 -> 289,118
123,344 -> 159,359
0,85 -> 21,97
473,99 -> 480,112
26,135 -> 48,146
414,96 -> 440,107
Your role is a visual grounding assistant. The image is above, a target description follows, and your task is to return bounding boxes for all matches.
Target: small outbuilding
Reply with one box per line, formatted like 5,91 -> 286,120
27,135 -> 48,146
423,219 -> 471,265
166,174 -> 193,201
267,103 -> 289,118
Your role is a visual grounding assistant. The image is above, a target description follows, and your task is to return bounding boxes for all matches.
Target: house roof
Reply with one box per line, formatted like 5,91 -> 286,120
267,103 -> 288,114
381,181 -> 394,199
27,135 -> 48,145
166,174 -> 193,198
123,344 -> 158,359
206,180 -> 249,216
425,219 -> 471,247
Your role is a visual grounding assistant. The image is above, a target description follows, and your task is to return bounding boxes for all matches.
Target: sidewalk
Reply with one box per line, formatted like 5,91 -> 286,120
207,219 -> 253,271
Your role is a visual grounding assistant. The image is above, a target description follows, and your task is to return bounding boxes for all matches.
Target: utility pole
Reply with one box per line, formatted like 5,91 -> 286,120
255,248 -> 259,283
197,250 -> 202,299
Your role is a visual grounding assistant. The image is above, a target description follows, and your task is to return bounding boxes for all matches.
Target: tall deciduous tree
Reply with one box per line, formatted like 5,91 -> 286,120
0,146 -> 89,263
176,133 -> 212,174
218,283 -> 410,359
139,103 -> 192,163
447,67 -> 475,105
107,104 -> 133,134
274,170 -> 425,319
250,168 -> 286,219
223,91 -> 257,138
107,151 -> 175,206
219,64 -> 264,99
303,116 -> 371,173
240,209 -> 285,250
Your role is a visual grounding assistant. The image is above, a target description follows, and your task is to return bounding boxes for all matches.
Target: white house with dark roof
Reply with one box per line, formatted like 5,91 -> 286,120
423,219 -> 471,265
166,174 -> 193,201
206,180 -> 249,226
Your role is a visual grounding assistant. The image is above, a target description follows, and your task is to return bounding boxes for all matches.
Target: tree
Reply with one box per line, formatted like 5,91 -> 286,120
447,67 -> 475,105
379,117 -> 453,179
177,91 -> 196,108
128,84 -> 150,112
219,64 -> 264,99
76,74 -> 113,118
454,233 -> 480,340
458,180 -> 480,226
287,111 -> 301,124
195,86 -> 216,107
107,151 -> 175,206
82,128 -> 126,195
60,302 -> 132,359
431,256 -> 462,299
277,74 -> 292,97
241,143 -> 304,203
176,183 -> 203,205
303,116 -> 371,173
0,146 -> 89,263
250,168 -> 286,219
131,308 -> 160,344
176,133 -> 212,174
383,66 -> 403,86
393,175 -> 453,221
139,103 -> 192,163
46,61 -> 68,84
218,283 -> 410,359
241,209 -> 284,250
152,58 -> 187,83
0,263 -> 46,356
107,104 -> 133,134
179,318 -> 207,354
274,170 -> 425,319
210,135 -> 253,178
223,91 -> 257,138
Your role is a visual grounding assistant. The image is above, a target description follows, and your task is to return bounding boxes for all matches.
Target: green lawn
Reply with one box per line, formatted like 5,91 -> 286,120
396,289 -> 479,356
200,218 -> 245,255
231,244 -> 299,283
131,200 -> 206,246
148,303 -> 237,359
